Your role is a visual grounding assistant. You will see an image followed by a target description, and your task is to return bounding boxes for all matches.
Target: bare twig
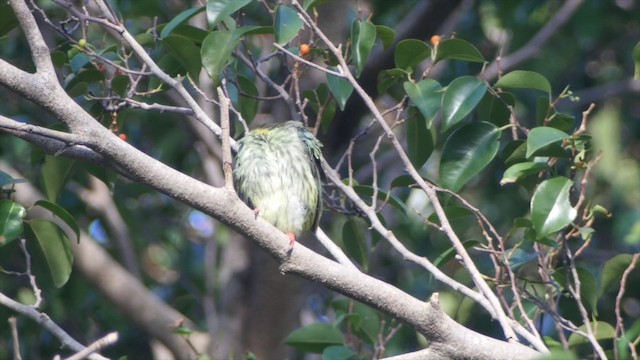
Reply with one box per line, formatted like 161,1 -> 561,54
614,253 -> 640,360
9,317 -> 21,360
64,332 -> 118,360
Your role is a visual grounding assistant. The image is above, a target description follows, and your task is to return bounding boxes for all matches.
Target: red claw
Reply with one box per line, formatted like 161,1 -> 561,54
287,232 -> 296,249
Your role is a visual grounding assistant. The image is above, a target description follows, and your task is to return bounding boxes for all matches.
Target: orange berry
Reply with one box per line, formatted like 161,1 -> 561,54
118,133 -> 127,141
299,43 -> 311,56
430,35 -> 441,46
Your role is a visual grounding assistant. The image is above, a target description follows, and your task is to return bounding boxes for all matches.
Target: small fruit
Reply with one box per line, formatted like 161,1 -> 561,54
299,43 -> 311,56
78,38 -> 87,48
430,35 -> 441,46
118,133 -> 127,141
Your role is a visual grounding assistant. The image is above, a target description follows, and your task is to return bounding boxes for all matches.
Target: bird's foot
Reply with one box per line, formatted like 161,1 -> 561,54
287,232 -> 296,249
252,208 -> 260,219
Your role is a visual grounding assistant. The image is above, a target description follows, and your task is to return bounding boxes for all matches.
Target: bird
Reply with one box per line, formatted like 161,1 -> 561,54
233,121 -> 323,249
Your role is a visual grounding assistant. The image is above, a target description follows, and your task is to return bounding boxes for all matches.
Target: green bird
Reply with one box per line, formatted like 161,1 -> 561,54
234,121 -> 323,248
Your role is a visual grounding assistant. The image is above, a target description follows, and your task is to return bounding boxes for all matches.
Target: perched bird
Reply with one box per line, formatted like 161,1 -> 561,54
234,121 -> 323,249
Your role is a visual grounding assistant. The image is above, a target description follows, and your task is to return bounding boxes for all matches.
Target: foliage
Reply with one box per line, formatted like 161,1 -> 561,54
1,0 -> 639,359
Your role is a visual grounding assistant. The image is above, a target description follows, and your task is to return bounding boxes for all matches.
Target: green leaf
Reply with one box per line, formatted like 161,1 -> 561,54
0,170 -> 26,187
434,38 -> 485,64
553,267 -> 599,315
69,53 -> 91,73
406,110 -> 433,169
34,200 -> 80,243
530,177 -> 577,239
236,75 -> 259,122
441,76 -> 487,131
349,303 -> 380,344
160,6 -> 205,39
526,127 -> 569,158
600,254 -> 634,295
0,200 -> 26,247
439,122 -> 500,192
633,41 -> 640,80
394,39 -> 430,72
351,20 -> 376,77
476,91 -> 514,127
0,4 -> 18,37
322,346 -> 357,360
326,68 -> 353,111
201,29 -> 240,85
25,219 -> 73,288
303,83 -> 336,132
506,248 -> 538,270
274,5 -> 303,45
111,74 -> 131,97
375,25 -> 395,50
161,35 -> 203,80
377,68 -> 406,94
567,321 -> 614,346
403,79 -> 442,121
41,155 -> 76,202
500,162 -> 548,185
547,112 -> 575,132
494,70 -> 552,96
206,0 -> 252,28
353,185 -> 407,215
284,323 -> 344,353
342,218 -> 368,270
434,240 -> 480,268
502,140 -> 527,167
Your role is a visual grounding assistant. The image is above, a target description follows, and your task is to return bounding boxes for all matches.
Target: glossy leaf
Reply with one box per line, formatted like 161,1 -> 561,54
274,5 -> 303,45
161,35 -> 202,80
530,177 -> 577,239
600,254 -> 633,295
322,346 -> 357,360
342,218 -> 368,270
547,112 -> 576,132
0,170 -> 26,187
351,20 -> 376,77
206,0 -> 251,28
394,39 -> 430,72
502,140 -> 527,167
236,75 -> 259,122
201,29 -> 239,85
441,76 -> 487,131
553,267 -> 599,314
434,38 -> 485,64
501,162 -> 548,185
506,248 -> 538,270
34,200 -> 80,243
476,91 -> 514,126
406,110 -> 434,169
526,127 -> 569,158
0,200 -> 26,246
326,68 -> 353,111
377,68 -> 406,94
160,6 -> 205,38
111,74 -> 131,97
375,25 -> 395,50
403,79 -> 442,121
25,219 -> 73,288
284,323 -> 344,353
568,321 -> 615,345
41,155 -> 76,202
439,122 -> 500,192
495,70 -> 552,96
69,53 -> 91,73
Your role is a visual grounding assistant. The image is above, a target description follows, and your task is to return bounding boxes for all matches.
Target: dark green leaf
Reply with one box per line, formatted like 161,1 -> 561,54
284,323 -> 344,353
394,39 -> 430,72
161,35 -> 203,80
600,254 -> 633,295
160,6 -> 205,39
547,112 -> 576,132
342,218 -> 368,270
500,162 -> 548,185
377,68 -> 407,94
434,38 -> 485,64
111,74 -> 131,97
201,29 -> 240,85
34,200 -> 80,243
476,91 -> 514,126
568,321 -> 614,345
506,248 -> 538,270
526,127 -> 569,158
407,110 -> 434,169
403,79 -> 442,121
206,0 -> 252,28
322,346 -> 357,360
350,303 -> 380,344
236,75 -> 259,123
25,219 -> 73,288
326,68 -> 353,111
353,185 -> 407,215
0,200 -> 26,247
41,155 -> 76,202
69,53 -> 91,73
0,4 -> 18,37
439,122 -> 500,191
441,76 -> 487,131
553,267 -> 599,314
351,20 -> 376,77
530,177 -> 576,239
502,140 -> 527,167
303,83 -> 336,132
494,70 -> 552,96
434,240 -> 480,268
375,25 -> 395,50
274,5 -> 303,45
